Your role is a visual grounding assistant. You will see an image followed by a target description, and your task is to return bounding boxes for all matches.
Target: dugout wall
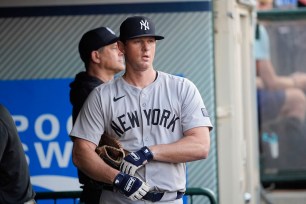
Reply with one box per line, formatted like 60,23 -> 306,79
214,0 -> 261,204
0,1 -> 217,204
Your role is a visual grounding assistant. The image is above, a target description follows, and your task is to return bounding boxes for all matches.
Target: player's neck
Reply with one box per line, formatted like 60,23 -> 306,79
123,69 -> 157,89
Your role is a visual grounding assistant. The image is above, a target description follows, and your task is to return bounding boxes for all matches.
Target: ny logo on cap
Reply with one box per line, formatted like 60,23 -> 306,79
140,20 -> 150,30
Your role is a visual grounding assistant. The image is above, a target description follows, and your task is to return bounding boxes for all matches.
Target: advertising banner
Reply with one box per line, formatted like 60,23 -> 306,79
0,79 -> 81,192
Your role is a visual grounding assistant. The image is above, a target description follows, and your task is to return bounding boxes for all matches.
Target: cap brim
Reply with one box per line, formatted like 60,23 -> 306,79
121,34 -> 164,41
104,37 -> 119,46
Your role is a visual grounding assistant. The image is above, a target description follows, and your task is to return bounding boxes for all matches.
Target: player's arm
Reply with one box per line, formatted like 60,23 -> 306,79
120,126 -> 210,175
72,137 -> 151,200
150,126 -> 210,163
72,137 -> 119,184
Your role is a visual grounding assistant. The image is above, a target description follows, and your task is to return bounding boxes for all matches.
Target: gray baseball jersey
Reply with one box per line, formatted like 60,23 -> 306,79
70,71 -> 213,203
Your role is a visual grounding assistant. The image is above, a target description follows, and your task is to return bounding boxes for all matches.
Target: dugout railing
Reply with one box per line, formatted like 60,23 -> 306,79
35,187 -> 217,204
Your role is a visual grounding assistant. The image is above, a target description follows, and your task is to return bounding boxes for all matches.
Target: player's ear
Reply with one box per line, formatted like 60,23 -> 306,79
91,50 -> 102,64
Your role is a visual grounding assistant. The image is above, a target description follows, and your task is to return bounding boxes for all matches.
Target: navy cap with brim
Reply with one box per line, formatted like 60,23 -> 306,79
120,16 -> 164,41
79,27 -> 119,63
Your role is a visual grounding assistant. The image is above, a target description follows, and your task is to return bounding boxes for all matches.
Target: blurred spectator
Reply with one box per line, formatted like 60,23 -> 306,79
256,0 -> 306,168
256,0 -> 306,126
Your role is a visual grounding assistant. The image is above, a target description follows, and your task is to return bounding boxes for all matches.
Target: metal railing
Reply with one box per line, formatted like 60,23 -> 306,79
35,191 -> 80,204
35,187 -> 217,204
186,187 -> 217,204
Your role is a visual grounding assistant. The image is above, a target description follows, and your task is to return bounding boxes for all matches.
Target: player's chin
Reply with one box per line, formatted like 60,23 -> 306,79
141,60 -> 152,66
116,62 -> 125,71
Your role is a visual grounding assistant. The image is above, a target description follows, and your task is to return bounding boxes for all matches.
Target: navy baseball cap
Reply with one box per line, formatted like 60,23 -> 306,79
79,27 -> 119,64
119,16 -> 164,41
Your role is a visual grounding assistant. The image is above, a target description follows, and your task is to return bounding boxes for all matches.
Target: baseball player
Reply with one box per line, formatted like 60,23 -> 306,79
70,16 -> 213,204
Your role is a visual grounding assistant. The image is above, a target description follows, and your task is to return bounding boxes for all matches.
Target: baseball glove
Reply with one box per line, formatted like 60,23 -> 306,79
95,134 -> 126,169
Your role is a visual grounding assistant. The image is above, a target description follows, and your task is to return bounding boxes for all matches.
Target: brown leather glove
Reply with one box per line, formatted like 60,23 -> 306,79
95,134 -> 125,169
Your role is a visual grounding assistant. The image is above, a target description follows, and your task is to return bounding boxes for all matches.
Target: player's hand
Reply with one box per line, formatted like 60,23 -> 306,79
120,146 -> 153,175
113,172 -> 150,200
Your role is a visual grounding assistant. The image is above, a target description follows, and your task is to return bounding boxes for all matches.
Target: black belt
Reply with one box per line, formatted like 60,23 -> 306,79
104,186 -> 184,202
143,191 -> 184,202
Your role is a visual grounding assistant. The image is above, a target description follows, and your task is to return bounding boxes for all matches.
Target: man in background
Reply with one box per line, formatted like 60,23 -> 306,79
69,27 -> 124,204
